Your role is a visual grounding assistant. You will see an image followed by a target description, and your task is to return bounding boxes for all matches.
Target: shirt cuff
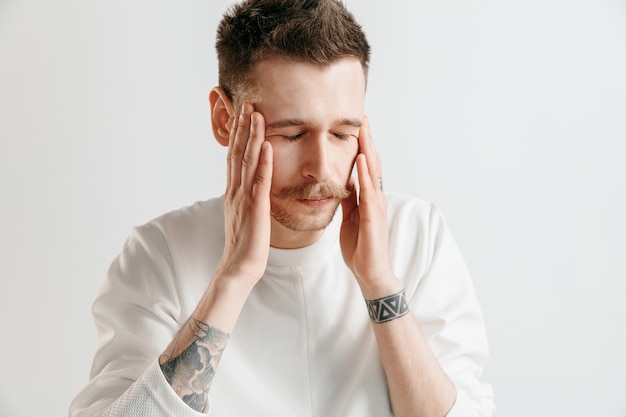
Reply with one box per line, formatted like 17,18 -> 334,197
108,360 -> 212,416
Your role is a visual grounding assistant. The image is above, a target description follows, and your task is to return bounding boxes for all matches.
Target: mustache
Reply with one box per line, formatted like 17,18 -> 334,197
273,182 -> 351,200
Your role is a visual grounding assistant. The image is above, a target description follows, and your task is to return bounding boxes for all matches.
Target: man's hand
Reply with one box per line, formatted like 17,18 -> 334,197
217,103 -> 273,287
340,118 -> 457,417
340,116 -> 400,298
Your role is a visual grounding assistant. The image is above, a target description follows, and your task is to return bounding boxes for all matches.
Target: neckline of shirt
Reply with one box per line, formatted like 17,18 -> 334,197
267,209 -> 341,268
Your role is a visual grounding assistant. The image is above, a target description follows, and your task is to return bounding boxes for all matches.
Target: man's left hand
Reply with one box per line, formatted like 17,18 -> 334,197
340,116 -> 401,298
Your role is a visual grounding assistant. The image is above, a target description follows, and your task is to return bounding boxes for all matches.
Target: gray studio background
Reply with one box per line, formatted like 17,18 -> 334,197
1,0 -> 625,416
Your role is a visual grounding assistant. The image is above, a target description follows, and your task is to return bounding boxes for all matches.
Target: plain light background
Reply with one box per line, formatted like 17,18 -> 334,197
1,0 -> 625,416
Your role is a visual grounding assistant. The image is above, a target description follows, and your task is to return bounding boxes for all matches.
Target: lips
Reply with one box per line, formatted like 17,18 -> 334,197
302,195 -> 330,201
296,196 -> 333,207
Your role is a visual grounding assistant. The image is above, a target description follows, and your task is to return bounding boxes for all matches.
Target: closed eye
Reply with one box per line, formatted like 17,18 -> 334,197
332,133 -> 354,141
282,133 -> 305,141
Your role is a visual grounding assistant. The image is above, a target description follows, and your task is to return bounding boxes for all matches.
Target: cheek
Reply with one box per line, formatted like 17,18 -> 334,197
267,139 -> 291,159
268,140 -> 296,169
267,142 -> 298,184
336,142 -> 359,176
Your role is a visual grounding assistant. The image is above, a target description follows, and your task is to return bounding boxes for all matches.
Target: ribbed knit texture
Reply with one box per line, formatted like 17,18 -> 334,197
69,194 -> 494,417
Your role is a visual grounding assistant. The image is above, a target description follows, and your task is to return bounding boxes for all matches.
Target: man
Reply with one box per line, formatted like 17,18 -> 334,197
70,0 -> 494,416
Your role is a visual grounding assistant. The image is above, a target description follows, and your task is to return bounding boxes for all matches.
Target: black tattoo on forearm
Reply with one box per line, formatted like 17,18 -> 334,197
159,319 -> 229,412
366,289 -> 409,323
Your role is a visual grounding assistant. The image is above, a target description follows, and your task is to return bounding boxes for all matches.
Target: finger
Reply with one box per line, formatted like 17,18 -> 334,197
242,112 -> 266,193
355,153 -> 375,201
251,141 -> 273,202
227,103 -> 253,191
358,116 -> 383,192
341,176 -> 358,223
225,115 -> 237,188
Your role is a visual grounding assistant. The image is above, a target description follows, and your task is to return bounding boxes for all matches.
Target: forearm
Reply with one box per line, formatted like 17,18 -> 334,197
373,313 -> 455,417
364,280 -> 456,417
158,274 -> 255,412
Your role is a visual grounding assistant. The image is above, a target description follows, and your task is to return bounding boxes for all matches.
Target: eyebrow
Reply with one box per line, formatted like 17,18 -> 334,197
265,118 -> 362,130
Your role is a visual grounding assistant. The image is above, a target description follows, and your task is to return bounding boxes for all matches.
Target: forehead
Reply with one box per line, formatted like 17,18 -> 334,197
247,57 -> 366,124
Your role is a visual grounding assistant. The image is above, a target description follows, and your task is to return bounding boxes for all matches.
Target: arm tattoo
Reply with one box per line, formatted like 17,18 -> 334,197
159,319 -> 230,412
366,289 -> 409,323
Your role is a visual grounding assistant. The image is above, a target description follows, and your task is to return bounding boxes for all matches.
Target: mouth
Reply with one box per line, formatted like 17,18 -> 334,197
296,196 -> 334,207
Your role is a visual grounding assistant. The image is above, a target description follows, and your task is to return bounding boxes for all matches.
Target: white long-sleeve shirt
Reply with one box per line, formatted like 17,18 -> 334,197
69,194 -> 495,416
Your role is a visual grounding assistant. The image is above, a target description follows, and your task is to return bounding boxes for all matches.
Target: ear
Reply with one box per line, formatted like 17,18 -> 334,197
209,87 -> 235,147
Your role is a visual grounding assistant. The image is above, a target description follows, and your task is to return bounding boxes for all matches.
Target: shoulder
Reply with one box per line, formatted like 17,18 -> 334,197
386,192 -> 446,232
114,197 -> 226,268
133,196 -> 225,239
108,196 -> 226,300
386,192 -> 433,214
385,193 -> 452,279
145,196 -> 224,227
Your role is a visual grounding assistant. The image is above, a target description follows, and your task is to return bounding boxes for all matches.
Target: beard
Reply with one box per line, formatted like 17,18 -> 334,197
270,182 -> 350,232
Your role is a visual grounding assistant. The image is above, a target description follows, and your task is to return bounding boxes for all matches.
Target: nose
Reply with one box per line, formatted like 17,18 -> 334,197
301,134 -> 333,183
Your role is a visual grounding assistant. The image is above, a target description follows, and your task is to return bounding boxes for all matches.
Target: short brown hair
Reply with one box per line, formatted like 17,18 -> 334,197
216,0 -> 370,108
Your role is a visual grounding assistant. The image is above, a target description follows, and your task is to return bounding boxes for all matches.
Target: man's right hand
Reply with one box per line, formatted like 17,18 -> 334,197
217,102 -> 273,288
158,104 -> 273,411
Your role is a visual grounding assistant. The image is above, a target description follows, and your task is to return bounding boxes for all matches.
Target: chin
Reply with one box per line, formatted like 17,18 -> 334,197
271,202 -> 340,232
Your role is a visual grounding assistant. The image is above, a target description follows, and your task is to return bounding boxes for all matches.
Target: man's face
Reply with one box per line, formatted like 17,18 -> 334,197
249,57 -> 365,241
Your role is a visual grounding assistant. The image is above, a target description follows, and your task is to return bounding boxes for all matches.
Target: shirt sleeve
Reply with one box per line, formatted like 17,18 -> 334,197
69,224 -> 210,417
407,203 -> 496,417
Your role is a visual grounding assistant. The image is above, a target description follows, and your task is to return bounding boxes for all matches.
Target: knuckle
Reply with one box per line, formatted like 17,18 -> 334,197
228,147 -> 241,161
254,173 -> 265,184
237,115 -> 247,130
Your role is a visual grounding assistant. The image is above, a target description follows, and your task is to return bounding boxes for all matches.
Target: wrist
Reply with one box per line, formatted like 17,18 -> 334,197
365,288 -> 409,324
196,272 -> 257,333
213,262 -> 263,291
357,275 -> 404,301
